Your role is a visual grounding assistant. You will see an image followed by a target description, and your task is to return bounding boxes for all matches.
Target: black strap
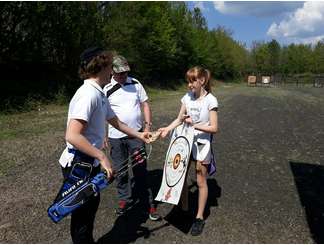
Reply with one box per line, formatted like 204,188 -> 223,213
106,79 -> 139,98
106,83 -> 121,98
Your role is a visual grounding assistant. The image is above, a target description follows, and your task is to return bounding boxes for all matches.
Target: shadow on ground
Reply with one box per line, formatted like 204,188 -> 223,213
97,202 -> 170,243
97,169 -> 169,243
97,169 -> 167,243
290,161 -> 324,243
97,169 -> 222,242
164,178 -> 222,234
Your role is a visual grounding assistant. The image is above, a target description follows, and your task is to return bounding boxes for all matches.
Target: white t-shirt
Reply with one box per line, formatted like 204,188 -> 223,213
103,76 -> 148,138
59,79 -> 116,167
181,92 -> 218,130
181,92 -> 218,162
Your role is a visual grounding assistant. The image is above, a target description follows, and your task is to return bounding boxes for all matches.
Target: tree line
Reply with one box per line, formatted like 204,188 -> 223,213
1,2 -> 323,111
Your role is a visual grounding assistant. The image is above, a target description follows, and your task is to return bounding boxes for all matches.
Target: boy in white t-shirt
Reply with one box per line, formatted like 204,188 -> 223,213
159,66 -> 218,236
58,47 -> 150,243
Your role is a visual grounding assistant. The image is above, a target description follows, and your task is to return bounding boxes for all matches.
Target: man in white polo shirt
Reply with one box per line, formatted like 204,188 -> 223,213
104,55 -> 160,221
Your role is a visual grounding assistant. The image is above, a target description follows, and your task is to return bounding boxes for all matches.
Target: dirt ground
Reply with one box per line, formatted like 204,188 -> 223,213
0,84 -> 324,243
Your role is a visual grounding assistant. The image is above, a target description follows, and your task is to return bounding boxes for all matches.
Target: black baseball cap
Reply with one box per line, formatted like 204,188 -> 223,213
80,47 -> 104,67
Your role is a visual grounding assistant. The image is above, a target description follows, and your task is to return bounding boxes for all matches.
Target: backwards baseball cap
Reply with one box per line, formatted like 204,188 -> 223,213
80,47 -> 104,67
112,55 -> 130,73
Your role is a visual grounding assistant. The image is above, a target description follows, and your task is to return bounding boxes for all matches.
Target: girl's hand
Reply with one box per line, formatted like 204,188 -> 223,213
181,114 -> 190,122
158,127 -> 169,138
184,116 -> 193,125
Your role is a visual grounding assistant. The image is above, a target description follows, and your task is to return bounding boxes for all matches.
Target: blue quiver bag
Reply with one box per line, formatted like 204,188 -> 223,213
47,162 -> 109,223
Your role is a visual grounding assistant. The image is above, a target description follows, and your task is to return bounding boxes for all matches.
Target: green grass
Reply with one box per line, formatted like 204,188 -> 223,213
145,83 -> 187,99
0,85 -> 186,140
0,104 -> 67,140
1,81 -> 322,142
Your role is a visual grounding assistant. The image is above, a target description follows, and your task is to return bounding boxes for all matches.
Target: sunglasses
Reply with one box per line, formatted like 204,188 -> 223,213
114,71 -> 128,76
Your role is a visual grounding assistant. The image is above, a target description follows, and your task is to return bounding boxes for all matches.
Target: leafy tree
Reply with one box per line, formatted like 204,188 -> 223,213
268,39 -> 281,74
313,41 -> 324,74
250,41 -> 272,75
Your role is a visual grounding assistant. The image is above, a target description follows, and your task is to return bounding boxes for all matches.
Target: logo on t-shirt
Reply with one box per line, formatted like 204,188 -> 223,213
189,107 -> 201,123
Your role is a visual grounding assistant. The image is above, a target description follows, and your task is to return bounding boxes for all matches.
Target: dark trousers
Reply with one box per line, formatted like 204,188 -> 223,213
109,137 -> 154,209
61,152 -> 100,244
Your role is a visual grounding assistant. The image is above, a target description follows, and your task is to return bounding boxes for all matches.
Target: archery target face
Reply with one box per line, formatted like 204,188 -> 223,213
165,136 -> 190,187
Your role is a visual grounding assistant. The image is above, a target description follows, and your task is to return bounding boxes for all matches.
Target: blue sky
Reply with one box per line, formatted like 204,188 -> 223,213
186,1 -> 324,48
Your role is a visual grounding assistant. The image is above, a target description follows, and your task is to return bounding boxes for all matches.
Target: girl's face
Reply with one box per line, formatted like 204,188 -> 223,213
187,76 -> 205,94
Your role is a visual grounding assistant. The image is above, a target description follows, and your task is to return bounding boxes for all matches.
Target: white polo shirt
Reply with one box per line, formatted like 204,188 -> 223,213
59,79 -> 116,167
103,76 -> 148,138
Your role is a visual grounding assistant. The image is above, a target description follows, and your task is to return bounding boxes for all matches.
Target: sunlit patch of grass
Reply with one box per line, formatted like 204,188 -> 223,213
0,159 -> 16,177
144,83 -> 187,100
215,82 -> 324,106
0,104 -> 67,140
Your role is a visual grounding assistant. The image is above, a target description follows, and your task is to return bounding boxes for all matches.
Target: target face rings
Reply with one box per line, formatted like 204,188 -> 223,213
165,136 -> 190,187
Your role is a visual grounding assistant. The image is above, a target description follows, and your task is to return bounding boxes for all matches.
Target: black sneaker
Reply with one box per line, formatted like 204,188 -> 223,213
115,200 -> 135,216
191,218 -> 205,236
148,207 -> 161,221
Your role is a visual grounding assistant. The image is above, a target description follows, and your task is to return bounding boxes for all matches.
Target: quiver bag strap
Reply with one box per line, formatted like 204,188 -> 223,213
106,83 -> 121,98
106,79 -> 139,98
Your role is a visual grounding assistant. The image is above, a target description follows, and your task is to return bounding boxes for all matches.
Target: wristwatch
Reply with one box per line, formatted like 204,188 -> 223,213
144,121 -> 152,127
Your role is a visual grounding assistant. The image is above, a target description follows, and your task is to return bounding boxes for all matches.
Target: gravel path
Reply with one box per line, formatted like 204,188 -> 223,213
1,84 -> 323,243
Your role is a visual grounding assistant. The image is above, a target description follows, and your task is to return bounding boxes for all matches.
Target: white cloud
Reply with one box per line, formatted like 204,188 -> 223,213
213,1 -> 303,17
267,2 -> 324,44
194,1 -> 209,12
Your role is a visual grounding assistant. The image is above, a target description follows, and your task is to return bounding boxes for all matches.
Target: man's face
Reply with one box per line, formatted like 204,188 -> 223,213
113,71 -> 128,84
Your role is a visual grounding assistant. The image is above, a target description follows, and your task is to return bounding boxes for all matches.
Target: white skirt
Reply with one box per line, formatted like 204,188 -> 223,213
191,136 -> 212,164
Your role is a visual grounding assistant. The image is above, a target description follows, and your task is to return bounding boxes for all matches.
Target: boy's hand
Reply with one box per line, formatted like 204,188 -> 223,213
104,166 -> 114,181
103,168 -> 115,183
148,131 -> 161,142
103,136 -> 109,150
139,132 -> 151,144
98,154 -> 114,180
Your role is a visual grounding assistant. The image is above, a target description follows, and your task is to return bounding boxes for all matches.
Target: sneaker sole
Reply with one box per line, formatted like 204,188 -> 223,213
149,215 -> 161,221
115,200 -> 139,216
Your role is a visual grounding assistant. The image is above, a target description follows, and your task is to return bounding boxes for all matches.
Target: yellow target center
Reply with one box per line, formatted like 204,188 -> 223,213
173,154 -> 181,169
